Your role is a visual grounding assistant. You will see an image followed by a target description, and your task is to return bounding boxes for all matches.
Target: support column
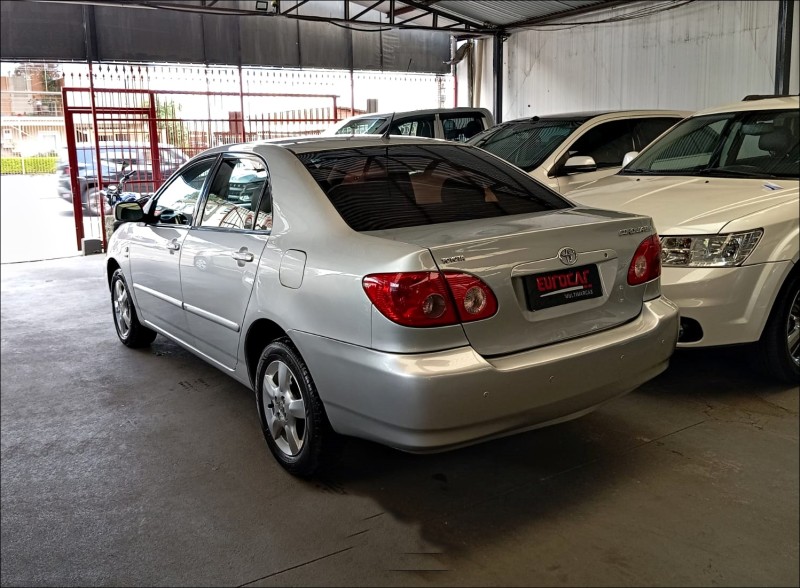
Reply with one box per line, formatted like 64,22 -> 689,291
493,33 -> 506,123
775,0 -> 795,95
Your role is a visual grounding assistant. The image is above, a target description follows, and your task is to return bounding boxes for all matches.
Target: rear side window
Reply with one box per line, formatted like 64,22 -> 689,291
390,116 -> 435,138
440,114 -> 485,142
296,145 -> 570,232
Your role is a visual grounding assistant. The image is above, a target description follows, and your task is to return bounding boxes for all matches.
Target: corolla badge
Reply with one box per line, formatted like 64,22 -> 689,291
618,225 -> 651,236
558,247 -> 578,266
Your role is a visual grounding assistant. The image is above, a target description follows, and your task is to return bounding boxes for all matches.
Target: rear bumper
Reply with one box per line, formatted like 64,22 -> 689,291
290,296 -> 679,452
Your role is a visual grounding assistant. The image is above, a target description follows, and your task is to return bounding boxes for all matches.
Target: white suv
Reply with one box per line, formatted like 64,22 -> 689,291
568,96 -> 799,382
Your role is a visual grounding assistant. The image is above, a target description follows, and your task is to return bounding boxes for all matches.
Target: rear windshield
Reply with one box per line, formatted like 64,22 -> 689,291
296,144 -> 571,231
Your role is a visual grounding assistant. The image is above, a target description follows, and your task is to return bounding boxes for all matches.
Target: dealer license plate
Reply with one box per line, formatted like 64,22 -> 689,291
524,264 -> 603,311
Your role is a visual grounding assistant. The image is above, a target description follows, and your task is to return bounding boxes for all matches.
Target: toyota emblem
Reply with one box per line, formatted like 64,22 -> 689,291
558,247 -> 578,265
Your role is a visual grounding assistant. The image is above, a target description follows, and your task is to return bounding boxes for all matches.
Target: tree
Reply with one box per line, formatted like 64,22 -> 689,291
154,98 -> 189,148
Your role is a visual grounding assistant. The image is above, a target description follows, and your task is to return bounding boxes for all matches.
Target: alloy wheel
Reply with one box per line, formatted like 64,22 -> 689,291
787,289 -> 800,367
113,279 -> 132,339
262,360 -> 307,456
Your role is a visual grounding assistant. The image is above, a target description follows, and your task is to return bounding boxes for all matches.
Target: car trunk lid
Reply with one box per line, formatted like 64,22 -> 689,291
368,207 -> 657,356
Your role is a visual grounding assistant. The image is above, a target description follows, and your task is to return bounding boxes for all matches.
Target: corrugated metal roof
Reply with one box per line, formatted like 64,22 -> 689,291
432,0 -> 615,28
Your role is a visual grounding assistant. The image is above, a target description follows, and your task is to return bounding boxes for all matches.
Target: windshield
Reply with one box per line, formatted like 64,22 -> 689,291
468,119 -> 583,172
335,117 -> 387,135
296,144 -> 570,232
623,109 -> 799,179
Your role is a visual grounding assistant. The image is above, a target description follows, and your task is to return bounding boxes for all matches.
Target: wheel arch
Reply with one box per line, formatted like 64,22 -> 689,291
759,260 -> 799,339
244,318 -> 290,388
107,258 -> 121,289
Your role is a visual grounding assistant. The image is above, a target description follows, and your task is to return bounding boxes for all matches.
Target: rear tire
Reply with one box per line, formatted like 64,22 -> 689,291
111,269 -> 157,348
757,271 -> 800,384
255,337 -> 338,477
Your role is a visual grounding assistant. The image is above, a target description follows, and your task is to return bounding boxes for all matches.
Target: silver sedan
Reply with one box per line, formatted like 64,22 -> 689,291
106,136 -> 679,476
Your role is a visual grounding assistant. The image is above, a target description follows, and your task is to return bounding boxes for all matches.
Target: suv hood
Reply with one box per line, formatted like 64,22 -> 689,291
567,175 -> 799,234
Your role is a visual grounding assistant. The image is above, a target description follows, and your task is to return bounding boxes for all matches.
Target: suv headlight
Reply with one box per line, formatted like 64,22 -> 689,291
660,230 -> 763,267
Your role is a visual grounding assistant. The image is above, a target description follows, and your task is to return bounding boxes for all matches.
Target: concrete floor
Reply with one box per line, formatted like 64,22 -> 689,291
1,255 -> 798,587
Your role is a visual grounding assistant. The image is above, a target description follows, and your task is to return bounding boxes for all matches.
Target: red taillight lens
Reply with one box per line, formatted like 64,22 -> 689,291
627,235 -> 662,285
363,271 -> 498,327
443,272 -> 498,322
362,272 -> 459,327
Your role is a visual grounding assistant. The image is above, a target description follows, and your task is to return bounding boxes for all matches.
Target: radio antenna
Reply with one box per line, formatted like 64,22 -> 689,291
381,112 -> 396,140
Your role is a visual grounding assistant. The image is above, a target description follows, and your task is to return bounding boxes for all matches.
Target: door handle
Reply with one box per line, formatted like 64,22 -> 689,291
232,250 -> 254,262
166,240 -> 181,251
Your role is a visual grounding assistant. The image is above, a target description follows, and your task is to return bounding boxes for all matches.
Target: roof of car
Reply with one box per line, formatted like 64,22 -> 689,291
690,95 -> 799,117
209,135 -> 458,156
501,109 -> 689,124
342,107 -> 493,120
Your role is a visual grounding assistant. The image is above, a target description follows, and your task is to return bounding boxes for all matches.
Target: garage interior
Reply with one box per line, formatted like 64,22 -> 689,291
1,1 -> 798,586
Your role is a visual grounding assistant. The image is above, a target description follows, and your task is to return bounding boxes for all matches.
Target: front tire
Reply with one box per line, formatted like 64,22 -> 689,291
255,338 -> 336,477
111,269 -> 157,348
757,272 -> 800,384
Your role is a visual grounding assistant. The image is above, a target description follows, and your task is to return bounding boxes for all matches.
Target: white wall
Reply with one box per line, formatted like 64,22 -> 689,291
503,0 -> 791,120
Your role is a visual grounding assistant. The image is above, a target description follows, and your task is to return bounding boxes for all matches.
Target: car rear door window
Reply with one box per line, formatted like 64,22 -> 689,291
439,114 -> 485,142
198,156 -> 271,231
390,116 -> 436,138
296,144 -> 570,231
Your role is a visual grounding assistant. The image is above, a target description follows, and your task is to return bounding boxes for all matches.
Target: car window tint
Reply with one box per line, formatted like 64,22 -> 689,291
440,114 -> 485,142
297,144 -> 570,232
630,115 -> 728,172
390,116 -> 435,138
634,118 -> 681,148
152,158 -> 215,225
199,156 -> 271,231
471,120 -> 582,171
568,120 -> 634,168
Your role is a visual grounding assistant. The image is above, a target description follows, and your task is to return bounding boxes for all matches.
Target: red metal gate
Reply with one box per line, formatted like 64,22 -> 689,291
61,84 -> 341,251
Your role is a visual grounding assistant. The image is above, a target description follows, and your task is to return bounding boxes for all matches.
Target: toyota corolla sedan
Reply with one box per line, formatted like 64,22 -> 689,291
106,136 -> 678,476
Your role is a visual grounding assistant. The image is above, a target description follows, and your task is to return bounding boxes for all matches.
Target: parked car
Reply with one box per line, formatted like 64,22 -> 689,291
57,142 -> 188,215
323,107 -> 494,142
568,95 -> 799,382
106,136 -> 679,476
468,110 -> 690,194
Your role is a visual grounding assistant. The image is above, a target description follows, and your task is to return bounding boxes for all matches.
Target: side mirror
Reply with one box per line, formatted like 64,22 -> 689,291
622,151 -> 639,167
562,155 -> 597,174
114,201 -> 144,223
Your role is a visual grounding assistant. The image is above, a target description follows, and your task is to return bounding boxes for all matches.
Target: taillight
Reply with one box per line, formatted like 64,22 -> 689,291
362,272 -> 458,327
362,271 -> 498,327
627,235 -> 662,285
443,272 -> 498,322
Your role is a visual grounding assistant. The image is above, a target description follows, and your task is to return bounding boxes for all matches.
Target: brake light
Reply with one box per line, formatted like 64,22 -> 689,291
627,235 -> 662,285
443,272 -> 498,322
363,271 -> 498,327
362,272 -> 459,327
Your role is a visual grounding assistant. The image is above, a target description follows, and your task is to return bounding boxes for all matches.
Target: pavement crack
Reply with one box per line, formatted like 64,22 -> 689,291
237,546 -> 354,586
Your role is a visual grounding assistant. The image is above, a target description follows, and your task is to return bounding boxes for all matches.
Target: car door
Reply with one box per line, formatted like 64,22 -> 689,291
127,156 -> 216,344
554,119 -> 635,193
180,154 -> 272,370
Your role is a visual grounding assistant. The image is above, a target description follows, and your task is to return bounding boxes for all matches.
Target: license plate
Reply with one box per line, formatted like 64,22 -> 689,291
524,264 -> 603,310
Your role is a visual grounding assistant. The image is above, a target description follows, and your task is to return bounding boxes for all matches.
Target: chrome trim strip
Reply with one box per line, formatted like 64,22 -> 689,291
133,284 -> 182,308
183,303 -> 240,332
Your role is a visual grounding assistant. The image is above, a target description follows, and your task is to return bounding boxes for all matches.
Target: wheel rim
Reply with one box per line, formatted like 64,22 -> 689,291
262,360 -> 306,457
113,279 -> 132,339
787,289 -> 800,367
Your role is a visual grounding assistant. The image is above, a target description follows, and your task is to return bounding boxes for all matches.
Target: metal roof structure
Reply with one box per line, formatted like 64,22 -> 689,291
33,0 -> 626,37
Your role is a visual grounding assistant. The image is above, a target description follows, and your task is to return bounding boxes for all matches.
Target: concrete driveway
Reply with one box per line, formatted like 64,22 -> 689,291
1,254 -> 797,587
